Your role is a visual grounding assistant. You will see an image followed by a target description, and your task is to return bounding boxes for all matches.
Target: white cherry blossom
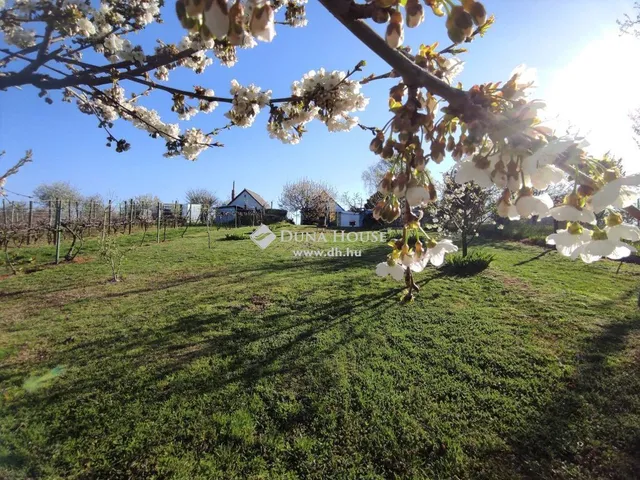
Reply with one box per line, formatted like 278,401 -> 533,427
590,173 -> 640,213
423,239 -> 458,267
376,262 -> 406,281
515,189 -> 553,218
546,205 -> 596,224
546,225 -> 592,257
571,236 -> 636,263
606,223 -> 640,242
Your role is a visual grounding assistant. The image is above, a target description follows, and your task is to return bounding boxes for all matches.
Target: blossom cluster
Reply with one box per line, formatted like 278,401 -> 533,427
376,238 -> 459,281
224,79 -> 272,127
267,103 -> 319,144
447,65 -> 640,263
74,85 -> 213,161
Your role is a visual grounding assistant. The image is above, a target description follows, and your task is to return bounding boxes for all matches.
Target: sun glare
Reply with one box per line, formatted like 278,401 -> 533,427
546,31 -> 640,173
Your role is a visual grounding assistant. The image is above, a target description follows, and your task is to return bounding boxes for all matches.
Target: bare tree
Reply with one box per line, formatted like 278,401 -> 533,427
619,2 -> 640,37
185,188 -> 219,223
362,160 -> 389,195
620,4 -> 640,147
631,108 -> 640,149
341,191 -> 365,211
279,178 -> 337,226
185,188 -> 219,206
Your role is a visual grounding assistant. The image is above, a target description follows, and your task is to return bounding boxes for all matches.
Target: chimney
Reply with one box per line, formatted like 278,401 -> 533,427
231,181 -> 235,201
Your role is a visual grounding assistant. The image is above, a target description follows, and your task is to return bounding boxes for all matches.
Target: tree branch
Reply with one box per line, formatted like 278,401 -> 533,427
318,0 -> 468,107
0,47 -> 200,91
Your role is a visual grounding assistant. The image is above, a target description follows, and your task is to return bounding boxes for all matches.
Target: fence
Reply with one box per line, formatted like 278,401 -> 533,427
0,199 -> 289,271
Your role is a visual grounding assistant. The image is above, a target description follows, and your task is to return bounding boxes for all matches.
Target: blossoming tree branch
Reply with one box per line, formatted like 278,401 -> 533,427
2,0 -> 639,299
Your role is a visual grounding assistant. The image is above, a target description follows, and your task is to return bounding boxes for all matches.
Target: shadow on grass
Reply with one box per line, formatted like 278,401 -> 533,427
505,312 -> 640,478
16,275 -> 403,413
512,248 -> 553,266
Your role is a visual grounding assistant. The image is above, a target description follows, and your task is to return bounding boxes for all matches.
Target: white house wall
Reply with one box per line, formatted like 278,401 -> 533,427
228,191 -> 265,211
338,212 -> 363,228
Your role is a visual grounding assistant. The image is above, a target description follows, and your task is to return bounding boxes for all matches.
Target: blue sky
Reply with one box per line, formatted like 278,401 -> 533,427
2,0 -> 639,206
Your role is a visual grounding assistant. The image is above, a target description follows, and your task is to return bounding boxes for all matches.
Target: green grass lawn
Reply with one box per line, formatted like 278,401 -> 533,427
1,226 -> 639,479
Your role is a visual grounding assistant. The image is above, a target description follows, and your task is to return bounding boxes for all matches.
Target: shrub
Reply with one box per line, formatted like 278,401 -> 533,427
220,233 -> 246,241
442,250 -> 495,276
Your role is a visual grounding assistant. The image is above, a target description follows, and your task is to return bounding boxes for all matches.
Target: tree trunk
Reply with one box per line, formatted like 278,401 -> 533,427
462,232 -> 468,257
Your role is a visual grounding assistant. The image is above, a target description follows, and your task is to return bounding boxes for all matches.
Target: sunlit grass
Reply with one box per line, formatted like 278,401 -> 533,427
1,226 -> 639,479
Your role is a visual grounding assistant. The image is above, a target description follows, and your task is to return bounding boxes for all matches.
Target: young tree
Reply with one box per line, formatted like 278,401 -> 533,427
3,0 -> 640,297
33,181 -> 82,205
279,178 -> 336,226
437,171 -> 492,257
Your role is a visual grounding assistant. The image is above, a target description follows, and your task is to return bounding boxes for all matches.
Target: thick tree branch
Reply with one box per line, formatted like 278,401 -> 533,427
318,0 -> 468,107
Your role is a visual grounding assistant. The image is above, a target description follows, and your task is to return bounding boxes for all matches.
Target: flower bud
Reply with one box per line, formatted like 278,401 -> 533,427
386,11 -> 404,48
447,26 -> 466,44
369,132 -> 384,154
389,83 -> 406,103
176,0 -> 190,28
250,0 -> 276,42
453,7 -> 474,37
184,0 -> 206,17
389,202 -> 402,222
372,7 -> 390,24
378,172 -> 394,194
606,212 -> 624,227
567,222 -> 584,235
392,172 -> 409,196
461,0 -> 476,11
203,0 -> 230,39
227,0 -> 247,46
373,201 -> 385,220
577,184 -> 595,197
470,1 -> 487,26
563,192 -> 584,209
405,0 -> 424,28
430,139 -> 445,164
446,135 -> 455,152
381,140 -> 395,159
603,169 -> 620,183
406,184 -> 431,207
428,182 -> 437,202
413,151 -> 426,171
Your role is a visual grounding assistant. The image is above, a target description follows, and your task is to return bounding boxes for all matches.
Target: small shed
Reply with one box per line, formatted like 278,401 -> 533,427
181,204 -> 202,223
337,211 -> 364,228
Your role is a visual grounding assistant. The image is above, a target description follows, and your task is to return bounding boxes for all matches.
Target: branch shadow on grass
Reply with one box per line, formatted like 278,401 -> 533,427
504,312 -> 640,478
14,267 -> 403,415
512,248 -> 553,266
